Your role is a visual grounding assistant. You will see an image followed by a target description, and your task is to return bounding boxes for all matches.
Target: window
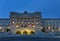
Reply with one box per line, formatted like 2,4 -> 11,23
33,25 -> 35,28
16,25 -> 19,28
6,28 -> 11,32
28,18 -> 30,19
0,26 -> 2,29
40,27 -> 43,29
29,25 -> 31,27
21,18 -> 23,19
25,18 -> 27,19
32,22 -> 34,24
21,25 -> 23,27
6,26 -> 10,32
7,26 -> 10,29
59,28 -> 60,30
25,21 -> 27,22
48,27 -> 51,29
12,19 -> 14,20
24,25 -> 27,27
28,22 -> 30,24
12,21 -> 15,24
21,22 -> 23,24
31,18 -> 34,19
36,22 -> 39,24
31,21 -> 33,22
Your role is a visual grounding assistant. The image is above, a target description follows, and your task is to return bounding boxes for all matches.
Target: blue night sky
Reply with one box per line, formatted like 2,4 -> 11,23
0,0 -> 60,18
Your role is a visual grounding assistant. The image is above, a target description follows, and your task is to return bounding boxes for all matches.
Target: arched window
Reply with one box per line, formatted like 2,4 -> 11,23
41,28 -> 45,32
6,28 -> 11,32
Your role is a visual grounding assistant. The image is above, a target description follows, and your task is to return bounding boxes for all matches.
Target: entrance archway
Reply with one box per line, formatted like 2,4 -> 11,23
6,28 -> 11,32
23,31 -> 28,34
16,31 -> 21,34
30,31 -> 35,35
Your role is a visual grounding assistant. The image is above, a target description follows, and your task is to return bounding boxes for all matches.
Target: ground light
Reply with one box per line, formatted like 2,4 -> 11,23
16,28 -> 35,35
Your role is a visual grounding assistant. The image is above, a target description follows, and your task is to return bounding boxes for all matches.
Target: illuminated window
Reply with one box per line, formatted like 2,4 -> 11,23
21,22 -> 23,24
32,23 -> 33,24
7,27 -> 10,29
33,25 -> 35,28
52,30 -> 54,32
2,30 -> 4,32
28,22 -> 30,24
40,27 -> 43,29
12,21 -> 14,24
16,25 -> 19,28
48,27 -> 51,29
59,28 -> 60,30
29,25 -> 31,27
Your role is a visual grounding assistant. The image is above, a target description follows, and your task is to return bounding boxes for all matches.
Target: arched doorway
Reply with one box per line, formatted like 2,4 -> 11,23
41,28 -> 45,32
23,31 -> 28,34
6,28 -> 11,32
16,31 -> 21,34
30,31 -> 35,35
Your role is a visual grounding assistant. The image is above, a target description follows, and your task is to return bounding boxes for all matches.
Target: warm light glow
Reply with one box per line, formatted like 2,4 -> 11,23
48,27 -> 51,29
12,21 -> 14,24
16,28 -> 35,35
33,25 -> 35,28
16,25 -> 19,27
40,27 -> 43,29
2,30 -> 4,32
29,25 -> 31,27
21,22 -> 23,24
52,30 -> 54,32
24,28 -> 34,34
0,27 -> 2,29
59,28 -> 60,30
28,22 -> 30,24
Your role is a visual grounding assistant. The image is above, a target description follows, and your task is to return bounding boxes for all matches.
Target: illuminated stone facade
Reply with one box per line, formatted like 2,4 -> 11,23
0,11 -> 60,35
